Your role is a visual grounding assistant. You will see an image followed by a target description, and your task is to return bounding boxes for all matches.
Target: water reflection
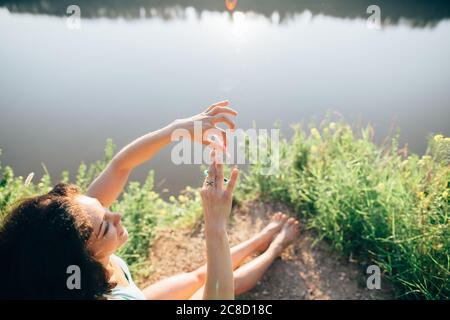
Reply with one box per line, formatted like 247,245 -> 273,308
1,0 -> 450,27
0,1 -> 449,196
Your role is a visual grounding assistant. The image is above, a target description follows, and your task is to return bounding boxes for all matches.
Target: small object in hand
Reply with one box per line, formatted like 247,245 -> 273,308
204,169 -> 229,184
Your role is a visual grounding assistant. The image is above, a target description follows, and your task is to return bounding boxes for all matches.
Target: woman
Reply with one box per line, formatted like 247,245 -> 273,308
0,101 -> 299,300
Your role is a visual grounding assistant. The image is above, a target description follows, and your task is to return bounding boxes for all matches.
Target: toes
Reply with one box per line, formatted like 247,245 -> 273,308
270,214 -> 300,232
273,212 -> 289,223
285,218 -> 300,237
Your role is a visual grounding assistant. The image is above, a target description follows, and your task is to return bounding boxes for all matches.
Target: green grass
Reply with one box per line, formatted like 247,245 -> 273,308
237,121 -> 449,299
1,122 -> 449,299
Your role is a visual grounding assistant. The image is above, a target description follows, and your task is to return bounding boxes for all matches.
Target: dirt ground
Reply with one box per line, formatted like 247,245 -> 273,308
141,201 -> 392,300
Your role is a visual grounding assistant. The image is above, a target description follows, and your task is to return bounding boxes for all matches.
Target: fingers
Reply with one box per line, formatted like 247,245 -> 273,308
203,151 -> 217,189
215,160 -> 224,190
205,100 -> 229,113
201,101 -> 238,194
203,139 -> 226,153
211,114 -> 236,132
208,106 -> 238,117
207,156 -> 216,180
203,128 -> 227,151
218,128 -> 227,150
202,101 -> 237,152
225,167 -> 239,196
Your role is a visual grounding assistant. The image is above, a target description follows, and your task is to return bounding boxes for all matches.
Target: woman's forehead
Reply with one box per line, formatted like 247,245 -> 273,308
76,195 -> 104,222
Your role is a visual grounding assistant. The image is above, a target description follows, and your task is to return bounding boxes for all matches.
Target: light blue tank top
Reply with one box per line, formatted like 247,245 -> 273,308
103,255 -> 146,300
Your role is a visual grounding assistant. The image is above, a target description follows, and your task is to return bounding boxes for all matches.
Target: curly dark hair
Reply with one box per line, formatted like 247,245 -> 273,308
0,183 -> 112,299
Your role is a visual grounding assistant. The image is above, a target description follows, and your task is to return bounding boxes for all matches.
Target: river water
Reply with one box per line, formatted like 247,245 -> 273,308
1,0 -> 449,195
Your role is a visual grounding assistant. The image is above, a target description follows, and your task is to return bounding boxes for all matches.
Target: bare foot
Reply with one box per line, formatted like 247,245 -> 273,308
268,217 -> 300,256
255,212 -> 289,252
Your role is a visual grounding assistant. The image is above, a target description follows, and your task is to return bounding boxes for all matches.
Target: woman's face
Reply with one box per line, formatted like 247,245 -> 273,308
76,195 -> 128,261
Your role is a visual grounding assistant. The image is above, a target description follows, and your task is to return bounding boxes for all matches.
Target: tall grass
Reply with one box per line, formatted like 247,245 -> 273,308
237,121 -> 449,299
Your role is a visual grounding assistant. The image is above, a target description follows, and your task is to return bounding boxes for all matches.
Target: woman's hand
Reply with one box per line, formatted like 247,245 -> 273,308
201,154 -> 239,232
201,153 -> 239,300
173,100 -> 238,150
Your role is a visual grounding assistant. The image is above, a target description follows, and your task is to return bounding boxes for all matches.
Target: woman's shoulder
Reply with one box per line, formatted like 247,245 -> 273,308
110,254 -> 134,284
106,255 -> 147,300
111,254 -> 129,272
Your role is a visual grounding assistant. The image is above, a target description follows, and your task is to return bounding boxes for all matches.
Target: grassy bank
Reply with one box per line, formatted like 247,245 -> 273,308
1,122 -> 449,299
237,121 -> 449,299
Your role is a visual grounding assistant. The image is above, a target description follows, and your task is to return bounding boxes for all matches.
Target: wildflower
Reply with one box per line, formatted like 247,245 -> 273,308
178,195 -> 188,203
169,195 -> 176,202
443,190 -> 448,199
433,134 -> 443,142
310,128 -> 321,140
445,137 -> 450,142
376,183 -> 385,192
416,191 -> 425,200
329,122 -> 336,130
418,155 -> 431,166
310,145 -> 318,154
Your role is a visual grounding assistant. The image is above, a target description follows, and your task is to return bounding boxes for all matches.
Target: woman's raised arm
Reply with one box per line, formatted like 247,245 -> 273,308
86,123 -> 174,207
86,101 -> 237,208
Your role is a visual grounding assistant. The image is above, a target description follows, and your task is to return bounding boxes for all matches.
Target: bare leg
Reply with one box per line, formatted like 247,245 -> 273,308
143,213 -> 288,300
189,218 -> 300,299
